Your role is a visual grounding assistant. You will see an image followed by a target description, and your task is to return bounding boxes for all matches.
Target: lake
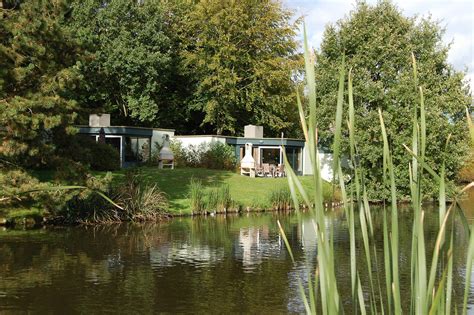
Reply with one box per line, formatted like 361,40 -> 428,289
1,194 -> 473,313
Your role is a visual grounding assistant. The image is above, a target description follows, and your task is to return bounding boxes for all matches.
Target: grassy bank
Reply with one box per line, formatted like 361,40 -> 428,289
0,167 -> 337,223
110,167 -> 338,214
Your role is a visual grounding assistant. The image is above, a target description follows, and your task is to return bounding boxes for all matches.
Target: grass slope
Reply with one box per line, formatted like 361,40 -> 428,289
112,167 -> 337,214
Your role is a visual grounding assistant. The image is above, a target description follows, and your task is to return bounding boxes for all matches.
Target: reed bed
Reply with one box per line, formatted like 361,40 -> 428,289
206,184 -> 233,212
268,188 -> 293,210
189,179 -> 234,214
189,178 -> 206,214
278,24 -> 474,314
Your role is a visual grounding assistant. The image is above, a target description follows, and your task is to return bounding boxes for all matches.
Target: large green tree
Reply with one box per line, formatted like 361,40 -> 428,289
0,0 -> 81,168
181,0 -> 301,136
67,0 -> 191,129
314,1 -> 472,200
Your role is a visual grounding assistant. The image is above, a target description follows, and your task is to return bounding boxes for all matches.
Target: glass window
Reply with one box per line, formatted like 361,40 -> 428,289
285,147 -> 302,173
138,138 -> 150,162
125,137 -> 150,163
260,148 -> 281,165
105,137 -> 121,154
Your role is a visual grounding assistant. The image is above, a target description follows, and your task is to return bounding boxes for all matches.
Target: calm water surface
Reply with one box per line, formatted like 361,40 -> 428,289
1,194 -> 473,314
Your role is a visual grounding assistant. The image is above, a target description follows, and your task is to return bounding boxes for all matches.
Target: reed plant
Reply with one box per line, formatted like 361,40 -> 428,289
114,170 -> 168,221
268,188 -> 293,211
189,178 -> 205,214
278,24 -> 474,314
206,184 -> 233,212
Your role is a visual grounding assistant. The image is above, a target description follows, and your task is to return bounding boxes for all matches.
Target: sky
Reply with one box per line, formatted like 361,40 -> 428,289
283,0 -> 474,92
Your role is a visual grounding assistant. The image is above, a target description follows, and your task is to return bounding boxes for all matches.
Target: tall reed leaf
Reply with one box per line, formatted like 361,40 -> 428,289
462,224 -> 474,315
379,108 -> 402,314
284,24 -> 473,315
332,56 -> 346,186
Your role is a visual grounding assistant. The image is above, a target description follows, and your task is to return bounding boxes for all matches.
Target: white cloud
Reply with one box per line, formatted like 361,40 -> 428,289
284,0 -> 473,92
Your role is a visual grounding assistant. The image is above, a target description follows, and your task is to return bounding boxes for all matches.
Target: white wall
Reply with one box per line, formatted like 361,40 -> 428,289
302,144 -> 350,182
302,144 -> 333,182
172,136 -> 226,148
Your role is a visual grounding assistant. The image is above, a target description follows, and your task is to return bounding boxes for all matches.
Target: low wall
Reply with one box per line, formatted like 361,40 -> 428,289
172,135 -> 227,148
302,147 -> 333,181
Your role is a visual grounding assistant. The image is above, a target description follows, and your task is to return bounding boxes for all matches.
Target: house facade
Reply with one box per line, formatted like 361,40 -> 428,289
77,115 -> 334,180
77,114 -> 174,167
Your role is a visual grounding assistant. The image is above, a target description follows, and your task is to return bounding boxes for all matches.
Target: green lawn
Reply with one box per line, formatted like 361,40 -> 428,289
112,167 -> 338,214
22,166 -> 338,216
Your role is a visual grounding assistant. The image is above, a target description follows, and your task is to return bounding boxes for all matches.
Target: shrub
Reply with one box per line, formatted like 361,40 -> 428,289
59,135 -> 120,171
201,142 -> 237,170
87,140 -> 120,171
54,160 -> 89,183
58,173 -> 116,222
170,140 -> 188,168
0,168 -> 54,210
114,170 -> 168,221
170,140 -> 236,170
0,165 -> 120,223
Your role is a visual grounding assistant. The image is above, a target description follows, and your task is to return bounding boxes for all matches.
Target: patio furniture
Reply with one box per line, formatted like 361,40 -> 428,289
255,164 -> 264,177
276,164 -> 285,177
263,163 -> 273,177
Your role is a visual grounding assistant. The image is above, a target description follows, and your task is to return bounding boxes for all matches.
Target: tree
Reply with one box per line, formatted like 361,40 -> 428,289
314,1 -> 472,200
67,0 -> 191,129
181,0 -> 301,136
0,0 -> 82,168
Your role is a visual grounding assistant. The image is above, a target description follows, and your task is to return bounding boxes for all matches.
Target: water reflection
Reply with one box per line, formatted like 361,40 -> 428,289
0,205 -> 473,313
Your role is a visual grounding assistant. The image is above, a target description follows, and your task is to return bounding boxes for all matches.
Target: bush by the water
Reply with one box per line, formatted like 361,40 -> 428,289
171,141 -> 236,170
56,170 -> 168,223
0,166 -> 116,223
59,135 -> 120,171
114,170 -> 168,221
0,166 -> 168,224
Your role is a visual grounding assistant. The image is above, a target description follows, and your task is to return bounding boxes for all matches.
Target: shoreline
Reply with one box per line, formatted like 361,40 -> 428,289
0,202 -> 347,229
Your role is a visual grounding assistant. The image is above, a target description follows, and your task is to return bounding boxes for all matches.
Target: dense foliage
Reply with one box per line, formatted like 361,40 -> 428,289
67,0 -> 190,128
0,0 -> 81,168
314,1 -> 472,200
66,0 -> 301,136
171,141 -> 237,170
181,0 -> 301,136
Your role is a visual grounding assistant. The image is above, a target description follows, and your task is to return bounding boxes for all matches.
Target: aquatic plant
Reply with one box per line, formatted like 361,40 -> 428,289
189,178 -> 206,214
268,188 -> 292,211
278,24 -> 474,314
206,184 -> 233,212
114,170 -> 168,221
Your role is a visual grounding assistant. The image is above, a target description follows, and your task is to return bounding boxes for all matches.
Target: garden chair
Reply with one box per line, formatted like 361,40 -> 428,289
255,164 -> 264,177
276,164 -> 285,177
263,163 -> 272,177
